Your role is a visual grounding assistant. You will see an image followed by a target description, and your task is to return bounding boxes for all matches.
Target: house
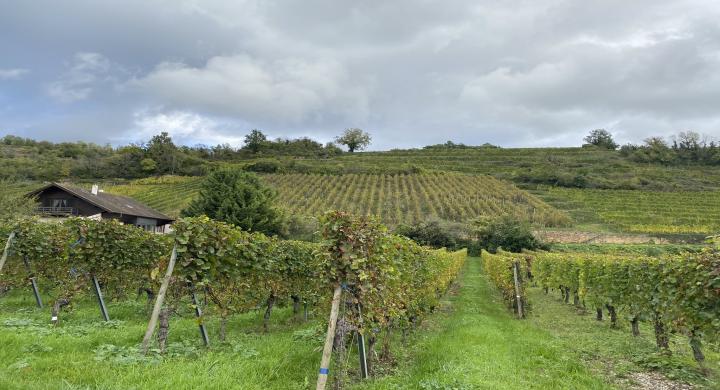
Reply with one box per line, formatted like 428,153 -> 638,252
26,182 -> 174,233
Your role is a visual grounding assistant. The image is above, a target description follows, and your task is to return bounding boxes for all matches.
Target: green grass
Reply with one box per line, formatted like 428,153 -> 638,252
1,258 -> 716,389
354,258 -> 612,389
0,294 -> 323,390
525,287 -> 719,389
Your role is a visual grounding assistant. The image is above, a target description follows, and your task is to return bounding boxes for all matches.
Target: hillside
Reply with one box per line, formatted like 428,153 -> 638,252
3,135 -> 719,192
104,173 -> 570,227
242,147 -> 720,191
4,140 -> 720,237
542,187 -> 720,234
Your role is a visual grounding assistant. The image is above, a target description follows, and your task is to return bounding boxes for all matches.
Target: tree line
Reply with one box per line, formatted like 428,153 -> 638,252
584,129 -> 720,165
0,128 -> 372,181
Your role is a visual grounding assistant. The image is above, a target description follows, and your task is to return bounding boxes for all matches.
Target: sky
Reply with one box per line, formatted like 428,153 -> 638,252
1,0 -> 719,150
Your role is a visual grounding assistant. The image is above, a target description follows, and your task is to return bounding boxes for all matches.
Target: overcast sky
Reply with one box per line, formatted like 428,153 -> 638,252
1,0 -> 719,150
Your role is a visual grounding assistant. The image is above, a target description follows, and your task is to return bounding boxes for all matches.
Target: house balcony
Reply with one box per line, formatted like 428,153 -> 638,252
36,207 -> 78,216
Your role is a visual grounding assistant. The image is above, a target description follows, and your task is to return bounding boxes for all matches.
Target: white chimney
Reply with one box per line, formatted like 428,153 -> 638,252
91,184 -> 99,195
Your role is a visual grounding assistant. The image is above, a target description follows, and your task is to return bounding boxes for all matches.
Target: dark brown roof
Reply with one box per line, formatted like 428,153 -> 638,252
28,182 -> 173,222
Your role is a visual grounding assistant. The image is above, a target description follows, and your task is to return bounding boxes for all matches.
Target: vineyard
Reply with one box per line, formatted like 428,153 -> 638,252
544,187 -> 720,234
241,147 -> 720,191
482,248 -> 720,368
102,173 -> 570,227
0,213 -> 465,388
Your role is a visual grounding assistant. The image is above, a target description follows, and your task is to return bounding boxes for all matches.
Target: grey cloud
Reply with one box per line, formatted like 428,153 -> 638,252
1,0 -> 720,148
47,52 -> 113,103
0,68 -> 29,80
131,55 -> 371,126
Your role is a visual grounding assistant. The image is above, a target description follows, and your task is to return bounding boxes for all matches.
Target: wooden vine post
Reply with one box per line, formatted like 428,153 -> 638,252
512,261 -> 524,319
141,244 -> 178,354
316,284 -> 343,390
0,231 -> 16,273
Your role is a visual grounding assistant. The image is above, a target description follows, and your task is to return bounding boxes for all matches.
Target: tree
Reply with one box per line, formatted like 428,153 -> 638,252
583,129 -> 618,150
335,128 -> 371,152
181,169 -> 284,235
145,132 -> 178,174
244,129 -> 268,153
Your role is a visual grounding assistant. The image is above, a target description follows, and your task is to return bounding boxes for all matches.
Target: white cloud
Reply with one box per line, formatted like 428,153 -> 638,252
0,68 -> 29,80
132,54 -> 371,125
47,52 -> 112,103
127,110 -> 247,146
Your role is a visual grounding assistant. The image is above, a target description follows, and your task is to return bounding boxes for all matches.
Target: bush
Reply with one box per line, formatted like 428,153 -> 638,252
395,220 -> 468,250
244,159 -> 282,173
474,216 -> 545,253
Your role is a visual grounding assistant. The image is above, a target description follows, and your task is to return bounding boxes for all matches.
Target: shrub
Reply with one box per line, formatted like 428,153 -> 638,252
244,159 -> 282,173
396,220 -> 467,250
474,216 -> 545,253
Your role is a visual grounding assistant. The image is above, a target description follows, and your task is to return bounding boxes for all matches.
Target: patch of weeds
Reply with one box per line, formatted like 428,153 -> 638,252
60,380 -> 94,390
418,378 -> 472,390
93,344 -> 160,365
632,352 -> 707,384
4,318 -> 35,327
164,341 -> 201,359
7,358 -> 31,370
232,343 -> 260,359
22,343 -> 53,353
292,326 -> 324,343
90,319 -> 125,329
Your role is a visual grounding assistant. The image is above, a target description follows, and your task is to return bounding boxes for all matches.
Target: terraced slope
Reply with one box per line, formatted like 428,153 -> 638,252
252,147 -> 720,191
104,174 -> 570,227
104,176 -> 203,218
544,187 -> 720,234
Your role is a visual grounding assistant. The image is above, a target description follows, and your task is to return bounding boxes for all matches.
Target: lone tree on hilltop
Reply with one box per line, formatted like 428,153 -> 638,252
335,128 -> 371,152
181,168 -> 284,235
583,129 -> 618,150
243,129 -> 268,153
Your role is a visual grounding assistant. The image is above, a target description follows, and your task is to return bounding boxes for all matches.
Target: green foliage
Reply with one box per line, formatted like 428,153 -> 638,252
583,129 -> 618,150
243,129 -> 268,153
335,128 -> 371,152
395,220 -> 468,250
181,169 -> 284,235
481,250 -> 530,312
520,248 -> 720,356
319,211 -> 466,333
475,216 -> 545,253
0,185 -> 37,223
621,131 -> 720,166
171,216 -> 325,334
0,217 -> 170,305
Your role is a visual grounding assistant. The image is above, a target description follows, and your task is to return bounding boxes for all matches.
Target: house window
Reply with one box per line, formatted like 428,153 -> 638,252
52,199 -> 68,208
135,217 -> 158,232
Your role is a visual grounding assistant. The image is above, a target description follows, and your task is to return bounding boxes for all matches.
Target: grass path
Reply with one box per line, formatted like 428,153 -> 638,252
355,257 -> 612,389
